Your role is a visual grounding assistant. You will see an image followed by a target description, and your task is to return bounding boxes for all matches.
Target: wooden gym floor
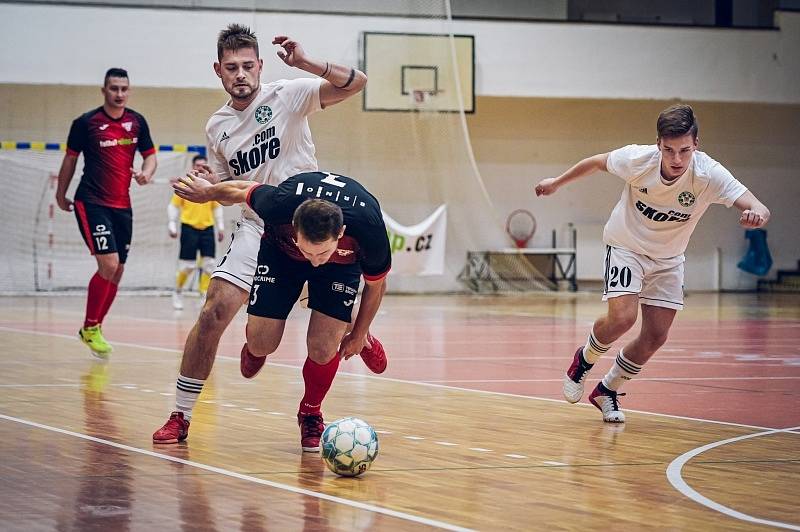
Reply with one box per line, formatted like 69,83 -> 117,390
0,292 -> 798,531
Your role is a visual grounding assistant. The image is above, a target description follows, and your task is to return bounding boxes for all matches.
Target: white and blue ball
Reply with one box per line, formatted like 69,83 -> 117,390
321,417 -> 379,477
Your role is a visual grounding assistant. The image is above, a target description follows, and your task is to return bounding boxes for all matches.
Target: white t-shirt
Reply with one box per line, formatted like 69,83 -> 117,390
205,79 -> 322,224
603,144 -> 747,259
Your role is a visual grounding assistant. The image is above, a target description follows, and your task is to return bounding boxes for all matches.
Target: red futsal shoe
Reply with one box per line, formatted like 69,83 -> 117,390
241,343 -> 267,379
359,334 -> 387,374
152,411 -> 190,444
297,413 -> 325,452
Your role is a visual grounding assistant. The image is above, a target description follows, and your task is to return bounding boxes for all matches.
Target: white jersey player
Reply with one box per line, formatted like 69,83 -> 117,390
154,24 -> 369,447
535,104 -> 770,423
205,77 -> 322,290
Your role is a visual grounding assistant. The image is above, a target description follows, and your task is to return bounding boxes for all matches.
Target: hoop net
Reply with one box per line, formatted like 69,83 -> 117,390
410,89 -> 437,112
506,209 -> 537,248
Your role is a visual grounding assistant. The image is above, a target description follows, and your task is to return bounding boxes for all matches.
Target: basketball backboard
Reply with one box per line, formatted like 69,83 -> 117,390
362,31 -> 475,113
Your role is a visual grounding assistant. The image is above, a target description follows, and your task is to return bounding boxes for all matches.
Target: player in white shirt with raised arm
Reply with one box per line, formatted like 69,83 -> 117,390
535,104 -> 770,423
153,24 -> 383,447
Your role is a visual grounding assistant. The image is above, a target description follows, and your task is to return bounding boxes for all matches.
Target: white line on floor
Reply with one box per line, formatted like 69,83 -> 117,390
0,325 -> 784,432
666,426 -> 800,530
0,413 -> 473,532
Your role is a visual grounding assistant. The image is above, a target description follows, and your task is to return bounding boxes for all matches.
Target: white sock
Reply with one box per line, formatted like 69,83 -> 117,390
602,350 -> 642,391
175,375 -> 204,420
583,330 -> 612,364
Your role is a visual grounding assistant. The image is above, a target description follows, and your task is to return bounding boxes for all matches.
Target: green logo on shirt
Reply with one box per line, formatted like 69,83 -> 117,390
678,191 -> 695,207
255,105 -> 272,124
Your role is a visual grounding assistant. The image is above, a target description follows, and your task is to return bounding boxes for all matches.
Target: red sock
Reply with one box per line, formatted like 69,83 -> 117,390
84,273 -> 112,328
98,280 -> 118,324
299,356 -> 340,416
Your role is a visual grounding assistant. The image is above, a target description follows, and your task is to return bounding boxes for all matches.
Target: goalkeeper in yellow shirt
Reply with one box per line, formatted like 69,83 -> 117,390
168,155 -> 225,309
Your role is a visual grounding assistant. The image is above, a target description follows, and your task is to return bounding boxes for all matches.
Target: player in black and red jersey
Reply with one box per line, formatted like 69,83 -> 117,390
171,170 -> 390,451
55,67 -> 157,358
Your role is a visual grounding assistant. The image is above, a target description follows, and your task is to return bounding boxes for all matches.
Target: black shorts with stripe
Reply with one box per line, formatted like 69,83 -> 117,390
247,241 -> 361,323
74,200 -> 133,263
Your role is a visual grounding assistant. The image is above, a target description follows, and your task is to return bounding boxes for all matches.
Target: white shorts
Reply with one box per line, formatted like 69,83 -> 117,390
212,218 -> 262,292
601,246 -> 685,310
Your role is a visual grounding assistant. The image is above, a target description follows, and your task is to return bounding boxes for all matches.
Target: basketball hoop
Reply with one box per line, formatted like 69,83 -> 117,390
506,209 -> 537,248
410,89 -> 440,112
412,90 -> 428,104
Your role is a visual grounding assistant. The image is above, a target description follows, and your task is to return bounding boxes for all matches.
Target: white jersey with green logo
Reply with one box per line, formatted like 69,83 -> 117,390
603,144 -> 747,259
205,79 -> 322,224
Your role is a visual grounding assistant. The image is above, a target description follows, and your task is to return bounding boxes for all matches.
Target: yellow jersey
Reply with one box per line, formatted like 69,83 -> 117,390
170,194 -> 220,230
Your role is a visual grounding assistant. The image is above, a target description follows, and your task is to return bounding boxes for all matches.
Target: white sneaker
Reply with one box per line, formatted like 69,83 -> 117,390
563,347 -> 593,403
172,292 -> 184,310
588,382 -> 626,423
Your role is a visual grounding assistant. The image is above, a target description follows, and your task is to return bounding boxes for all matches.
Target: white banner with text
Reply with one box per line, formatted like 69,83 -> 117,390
383,205 -> 447,276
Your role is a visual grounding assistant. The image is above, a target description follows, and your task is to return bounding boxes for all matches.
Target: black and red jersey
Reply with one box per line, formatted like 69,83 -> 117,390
246,172 -> 391,281
66,106 -> 155,209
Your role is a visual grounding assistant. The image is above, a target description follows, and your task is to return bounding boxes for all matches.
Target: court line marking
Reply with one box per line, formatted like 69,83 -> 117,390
406,304 -> 800,325
666,426 -> 800,531
271,360 -> 784,432
0,383 -> 80,388
0,326 -> 783,431
419,376 -> 800,383
0,413 -> 472,532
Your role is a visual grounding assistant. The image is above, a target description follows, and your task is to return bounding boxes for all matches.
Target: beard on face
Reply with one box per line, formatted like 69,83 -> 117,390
228,81 -> 256,100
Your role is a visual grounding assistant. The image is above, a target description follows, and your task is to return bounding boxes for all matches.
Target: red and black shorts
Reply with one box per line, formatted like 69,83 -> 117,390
247,241 -> 361,323
74,200 -> 133,264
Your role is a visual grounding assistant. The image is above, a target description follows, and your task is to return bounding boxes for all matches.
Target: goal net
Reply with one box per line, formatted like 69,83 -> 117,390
0,148 -> 211,293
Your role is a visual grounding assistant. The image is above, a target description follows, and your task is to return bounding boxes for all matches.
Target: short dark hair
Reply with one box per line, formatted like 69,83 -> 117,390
657,104 -> 699,140
217,23 -> 259,61
104,68 -> 128,86
293,199 -> 344,243
191,154 -> 207,165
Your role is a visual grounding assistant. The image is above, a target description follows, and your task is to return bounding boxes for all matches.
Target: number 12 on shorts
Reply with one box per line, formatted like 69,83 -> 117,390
94,236 -> 108,251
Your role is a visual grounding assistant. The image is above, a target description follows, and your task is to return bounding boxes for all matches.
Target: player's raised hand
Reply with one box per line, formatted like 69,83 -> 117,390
739,209 -> 767,228
535,177 -> 559,197
131,167 -> 151,185
273,35 -> 306,67
173,172 -> 213,203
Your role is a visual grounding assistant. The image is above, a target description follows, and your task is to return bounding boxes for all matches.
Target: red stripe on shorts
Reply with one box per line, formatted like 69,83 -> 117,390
74,200 -> 95,254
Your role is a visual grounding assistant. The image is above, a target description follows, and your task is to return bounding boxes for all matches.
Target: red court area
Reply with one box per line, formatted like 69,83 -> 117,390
3,292 -> 799,429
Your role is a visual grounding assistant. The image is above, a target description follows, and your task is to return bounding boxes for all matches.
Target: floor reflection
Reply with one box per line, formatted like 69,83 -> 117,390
72,360 -> 133,530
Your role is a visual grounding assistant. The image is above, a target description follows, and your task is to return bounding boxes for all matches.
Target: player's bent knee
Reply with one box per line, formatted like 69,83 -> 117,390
247,336 -> 280,357
618,313 -> 638,332
605,312 -> 637,336
197,298 -> 238,334
96,256 -> 120,279
645,331 -> 670,351
306,343 -> 338,364
112,264 -> 125,284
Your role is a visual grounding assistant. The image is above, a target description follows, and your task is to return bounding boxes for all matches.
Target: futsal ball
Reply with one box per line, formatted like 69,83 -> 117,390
321,417 -> 379,477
